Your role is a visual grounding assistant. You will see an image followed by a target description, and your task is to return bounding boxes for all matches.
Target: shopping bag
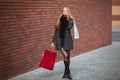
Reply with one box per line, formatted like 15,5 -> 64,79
39,49 -> 57,70
73,20 -> 80,39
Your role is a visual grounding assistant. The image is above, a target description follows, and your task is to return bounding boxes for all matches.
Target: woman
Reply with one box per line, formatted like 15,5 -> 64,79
51,7 -> 74,80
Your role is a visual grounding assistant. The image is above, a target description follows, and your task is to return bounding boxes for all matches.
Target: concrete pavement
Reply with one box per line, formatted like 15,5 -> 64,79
9,41 -> 120,80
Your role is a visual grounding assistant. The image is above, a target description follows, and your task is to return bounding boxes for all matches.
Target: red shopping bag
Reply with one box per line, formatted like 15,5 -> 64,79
39,49 -> 57,70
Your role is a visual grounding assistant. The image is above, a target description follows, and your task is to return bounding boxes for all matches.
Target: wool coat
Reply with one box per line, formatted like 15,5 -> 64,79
52,17 -> 73,50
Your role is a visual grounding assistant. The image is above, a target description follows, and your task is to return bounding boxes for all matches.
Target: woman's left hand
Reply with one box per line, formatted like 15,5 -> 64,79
70,16 -> 74,19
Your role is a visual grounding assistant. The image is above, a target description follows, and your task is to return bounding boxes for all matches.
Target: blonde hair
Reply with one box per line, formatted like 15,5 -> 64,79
55,7 -> 72,30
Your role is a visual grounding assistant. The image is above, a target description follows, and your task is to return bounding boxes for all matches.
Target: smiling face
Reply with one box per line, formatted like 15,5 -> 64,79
63,7 -> 69,16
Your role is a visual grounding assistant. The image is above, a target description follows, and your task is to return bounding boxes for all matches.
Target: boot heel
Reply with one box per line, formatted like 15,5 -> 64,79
67,71 -> 72,80
62,74 -> 67,78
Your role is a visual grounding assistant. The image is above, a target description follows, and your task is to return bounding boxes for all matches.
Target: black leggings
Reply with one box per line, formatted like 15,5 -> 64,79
61,48 -> 70,61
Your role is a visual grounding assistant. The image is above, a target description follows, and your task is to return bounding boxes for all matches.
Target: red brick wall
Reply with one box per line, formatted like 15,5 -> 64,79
112,0 -> 120,5
0,0 -> 112,80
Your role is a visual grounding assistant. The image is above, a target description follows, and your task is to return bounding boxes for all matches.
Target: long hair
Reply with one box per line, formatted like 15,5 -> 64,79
55,7 -> 72,30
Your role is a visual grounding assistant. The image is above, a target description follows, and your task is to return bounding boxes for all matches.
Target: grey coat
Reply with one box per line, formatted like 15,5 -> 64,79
52,18 -> 73,50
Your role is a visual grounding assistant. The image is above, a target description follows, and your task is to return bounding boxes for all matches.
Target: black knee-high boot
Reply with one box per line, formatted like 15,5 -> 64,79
63,60 -> 72,79
62,61 -> 67,78
66,60 -> 72,79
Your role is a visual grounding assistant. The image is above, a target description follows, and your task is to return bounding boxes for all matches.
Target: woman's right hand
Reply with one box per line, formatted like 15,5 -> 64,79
51,43 -> 55,47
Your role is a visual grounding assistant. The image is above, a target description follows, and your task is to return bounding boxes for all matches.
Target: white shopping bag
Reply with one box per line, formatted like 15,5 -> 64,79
73,20 -> 79,39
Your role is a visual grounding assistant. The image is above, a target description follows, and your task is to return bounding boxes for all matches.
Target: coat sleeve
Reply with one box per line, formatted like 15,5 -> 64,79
68,18 -> 73,29
51,30 -> 57,43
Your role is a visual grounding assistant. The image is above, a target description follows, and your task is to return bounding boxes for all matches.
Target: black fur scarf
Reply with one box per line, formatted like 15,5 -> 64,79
59,15 -> 69,38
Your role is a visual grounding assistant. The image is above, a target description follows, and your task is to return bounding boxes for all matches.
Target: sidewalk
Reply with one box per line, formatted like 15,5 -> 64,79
9,41 -> 120,80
